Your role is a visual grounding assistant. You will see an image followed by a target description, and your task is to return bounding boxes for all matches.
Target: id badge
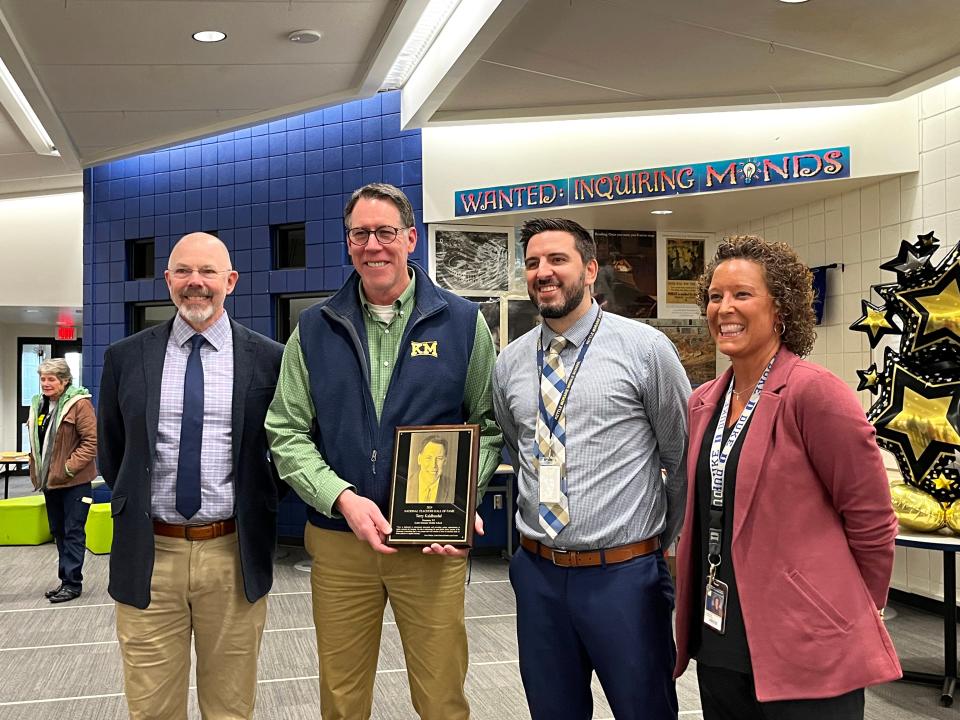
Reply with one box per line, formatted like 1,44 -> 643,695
539,460 -> 562,504
703,579 -> 728,634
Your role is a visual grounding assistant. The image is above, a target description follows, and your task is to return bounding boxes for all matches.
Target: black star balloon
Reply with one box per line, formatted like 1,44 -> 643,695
880,238 -> 936,280
857,235 -> 960,512
870,351 -> 960,502
856,363 -> 881,394
849,298 -> 900,348
914,230 -> 940,254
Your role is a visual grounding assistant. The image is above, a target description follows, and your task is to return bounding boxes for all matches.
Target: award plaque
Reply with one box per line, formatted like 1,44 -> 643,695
386,424 -> 480,547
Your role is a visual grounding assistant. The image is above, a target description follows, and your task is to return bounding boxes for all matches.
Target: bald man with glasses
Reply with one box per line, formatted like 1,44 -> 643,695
98,232 -> 284,719
266,183 -> 502,719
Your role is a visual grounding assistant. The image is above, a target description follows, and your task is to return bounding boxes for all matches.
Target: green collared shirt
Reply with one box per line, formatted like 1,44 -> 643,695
265,273 -> 502,518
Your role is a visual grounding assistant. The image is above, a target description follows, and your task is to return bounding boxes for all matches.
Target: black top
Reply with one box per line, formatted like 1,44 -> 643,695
37,397 -> 53,458
691,399 -> 753,673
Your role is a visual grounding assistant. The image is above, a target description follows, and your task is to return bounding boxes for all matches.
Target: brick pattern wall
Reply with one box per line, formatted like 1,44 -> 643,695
82,91 -> 423,408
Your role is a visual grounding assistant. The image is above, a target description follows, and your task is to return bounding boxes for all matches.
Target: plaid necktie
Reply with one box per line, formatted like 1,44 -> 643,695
536,336 -> 570,538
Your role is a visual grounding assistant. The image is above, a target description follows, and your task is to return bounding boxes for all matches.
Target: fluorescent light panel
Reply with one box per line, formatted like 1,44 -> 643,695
0,55 -> 57,156
381,0 -> 462,90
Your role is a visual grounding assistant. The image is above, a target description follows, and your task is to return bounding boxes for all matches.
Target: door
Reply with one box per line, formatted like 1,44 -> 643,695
16,338 -> 82,452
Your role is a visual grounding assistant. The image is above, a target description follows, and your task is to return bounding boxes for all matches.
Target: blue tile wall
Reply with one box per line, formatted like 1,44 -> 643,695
82,90 -> 422,407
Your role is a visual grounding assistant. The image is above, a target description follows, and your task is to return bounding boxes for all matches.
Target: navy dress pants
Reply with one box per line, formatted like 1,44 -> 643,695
510,546 -> 678,720
44,482 -> 92,591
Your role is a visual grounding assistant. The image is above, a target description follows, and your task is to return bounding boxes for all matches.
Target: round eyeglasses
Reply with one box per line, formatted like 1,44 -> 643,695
346,225 -> 409,246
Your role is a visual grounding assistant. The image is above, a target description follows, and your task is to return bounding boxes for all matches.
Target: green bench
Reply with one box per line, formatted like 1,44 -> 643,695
84,502 -> 113,554
0,494 -> 53,545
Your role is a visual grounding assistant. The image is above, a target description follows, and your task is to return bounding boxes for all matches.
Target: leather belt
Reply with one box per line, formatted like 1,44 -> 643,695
520,535 -> 659,568
153,519 -> 236,541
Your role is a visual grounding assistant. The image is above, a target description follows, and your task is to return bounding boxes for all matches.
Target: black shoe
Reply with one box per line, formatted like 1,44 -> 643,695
44,583 -> 63,599
48,586 -> 81,603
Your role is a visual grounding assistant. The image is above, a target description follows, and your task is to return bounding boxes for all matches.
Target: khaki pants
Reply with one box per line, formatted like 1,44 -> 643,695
115,532 -> 267,720
305,524 -> 470,720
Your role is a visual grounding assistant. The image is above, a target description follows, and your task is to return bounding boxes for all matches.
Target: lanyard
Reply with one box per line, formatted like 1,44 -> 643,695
536,309 -> 603,443
705,355 -> 775,582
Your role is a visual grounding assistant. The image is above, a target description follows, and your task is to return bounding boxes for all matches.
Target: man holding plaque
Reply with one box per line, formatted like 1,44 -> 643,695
265,183 -> 502,719
493,218 -> 690,720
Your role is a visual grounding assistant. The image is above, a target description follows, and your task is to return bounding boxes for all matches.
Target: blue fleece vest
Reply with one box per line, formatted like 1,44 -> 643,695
298,264 -> 479,531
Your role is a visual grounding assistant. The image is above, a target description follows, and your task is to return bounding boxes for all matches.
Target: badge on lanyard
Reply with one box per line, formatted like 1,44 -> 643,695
539,458 -> 562,504
704,578 -> 728,634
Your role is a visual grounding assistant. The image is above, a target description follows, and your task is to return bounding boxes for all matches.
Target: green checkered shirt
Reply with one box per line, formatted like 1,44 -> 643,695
266,274 -> 502,517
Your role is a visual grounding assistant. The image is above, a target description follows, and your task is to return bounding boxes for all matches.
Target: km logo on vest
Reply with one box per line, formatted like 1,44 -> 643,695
410,340 -> 438,358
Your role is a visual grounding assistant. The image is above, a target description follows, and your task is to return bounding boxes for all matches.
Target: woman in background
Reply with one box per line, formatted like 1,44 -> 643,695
673,235 -> 901,719
27,358 -> 97,603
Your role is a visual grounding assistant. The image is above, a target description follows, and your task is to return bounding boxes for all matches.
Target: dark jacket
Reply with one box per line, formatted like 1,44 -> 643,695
297,263 -> 478,531
97,316 -> 284,609
28,385 -> 98,490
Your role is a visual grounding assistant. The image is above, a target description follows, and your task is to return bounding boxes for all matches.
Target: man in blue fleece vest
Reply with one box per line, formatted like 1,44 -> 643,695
266,183 -> 502,719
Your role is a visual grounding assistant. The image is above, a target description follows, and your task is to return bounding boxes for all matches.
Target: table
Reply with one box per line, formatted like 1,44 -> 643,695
895,531 -> 960,706
1,454 -> 30,499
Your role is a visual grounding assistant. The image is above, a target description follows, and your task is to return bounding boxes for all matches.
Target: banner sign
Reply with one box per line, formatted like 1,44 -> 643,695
454,147 -> 850,218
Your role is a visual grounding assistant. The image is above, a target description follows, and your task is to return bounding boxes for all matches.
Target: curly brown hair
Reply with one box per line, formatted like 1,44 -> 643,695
697,235 -> 816,357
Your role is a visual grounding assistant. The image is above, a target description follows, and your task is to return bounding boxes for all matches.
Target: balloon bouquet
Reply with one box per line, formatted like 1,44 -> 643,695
850,232 -> 960,533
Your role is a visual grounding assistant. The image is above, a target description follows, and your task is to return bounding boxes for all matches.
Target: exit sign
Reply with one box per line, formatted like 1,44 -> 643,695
57,325 -> 76,341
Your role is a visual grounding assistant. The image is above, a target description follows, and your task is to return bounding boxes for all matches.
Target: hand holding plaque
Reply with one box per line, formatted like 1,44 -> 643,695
386,425 -> 480,547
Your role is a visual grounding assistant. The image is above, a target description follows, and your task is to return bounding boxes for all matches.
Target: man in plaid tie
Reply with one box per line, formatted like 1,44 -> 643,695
493,218 -> 691,720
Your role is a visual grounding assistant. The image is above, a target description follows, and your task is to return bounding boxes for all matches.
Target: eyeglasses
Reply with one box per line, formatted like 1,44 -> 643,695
169,267 -> 232,280
346,225 -> 409,246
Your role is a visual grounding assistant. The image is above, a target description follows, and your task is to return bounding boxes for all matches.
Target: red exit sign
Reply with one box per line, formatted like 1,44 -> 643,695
57,325 -> 76,341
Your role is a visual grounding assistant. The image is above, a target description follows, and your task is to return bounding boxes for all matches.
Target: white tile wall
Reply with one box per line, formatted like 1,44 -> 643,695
715,75 -> 960,602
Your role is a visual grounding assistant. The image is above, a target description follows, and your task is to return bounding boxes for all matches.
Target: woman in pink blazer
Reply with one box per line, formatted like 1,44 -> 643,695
674,236 -> 901,719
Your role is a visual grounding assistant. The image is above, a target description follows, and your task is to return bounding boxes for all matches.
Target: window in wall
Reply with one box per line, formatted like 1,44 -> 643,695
16,338 -> 81,452
127,238 -> 156,280
273,223 -> 306,269
129,302 -> 177,334
275,294 -> 329,343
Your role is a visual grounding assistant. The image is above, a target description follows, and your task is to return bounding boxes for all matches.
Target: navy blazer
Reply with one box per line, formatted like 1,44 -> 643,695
97,317 -> 284,609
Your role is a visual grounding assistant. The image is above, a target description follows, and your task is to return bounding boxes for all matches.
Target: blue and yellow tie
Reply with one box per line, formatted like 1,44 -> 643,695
536,336 -> 569,538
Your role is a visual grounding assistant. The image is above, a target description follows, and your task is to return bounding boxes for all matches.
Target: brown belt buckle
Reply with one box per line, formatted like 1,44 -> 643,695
184,524 -> 212,541
550,547 -> 569,566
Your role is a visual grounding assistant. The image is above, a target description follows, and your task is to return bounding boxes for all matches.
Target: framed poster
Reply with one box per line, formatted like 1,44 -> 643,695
665,236 -> 705,304
386,425 -> 480,547
429,225 -> 511,293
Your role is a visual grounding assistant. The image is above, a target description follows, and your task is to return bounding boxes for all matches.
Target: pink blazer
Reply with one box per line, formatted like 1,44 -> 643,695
673,347 -> 901,701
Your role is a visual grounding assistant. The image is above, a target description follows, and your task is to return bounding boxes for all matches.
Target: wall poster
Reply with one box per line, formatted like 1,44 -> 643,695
665,237 -> 705,305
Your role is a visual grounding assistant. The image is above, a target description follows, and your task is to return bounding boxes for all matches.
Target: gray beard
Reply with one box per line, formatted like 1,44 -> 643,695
178,303 -> 214,325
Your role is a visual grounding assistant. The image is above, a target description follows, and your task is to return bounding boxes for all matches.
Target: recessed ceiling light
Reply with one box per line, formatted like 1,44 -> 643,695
778,0 -> 810,3
288,29 -> 322,44
650,209 -> 673,215
192,30 -> 226,43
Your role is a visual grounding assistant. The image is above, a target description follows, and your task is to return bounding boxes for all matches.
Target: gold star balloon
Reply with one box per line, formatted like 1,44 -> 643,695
857,234 -> 960,512
896,245 -> 960,357
856,363 -> 881,394
849,298 -> 900,348
870,350 -> 960,502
